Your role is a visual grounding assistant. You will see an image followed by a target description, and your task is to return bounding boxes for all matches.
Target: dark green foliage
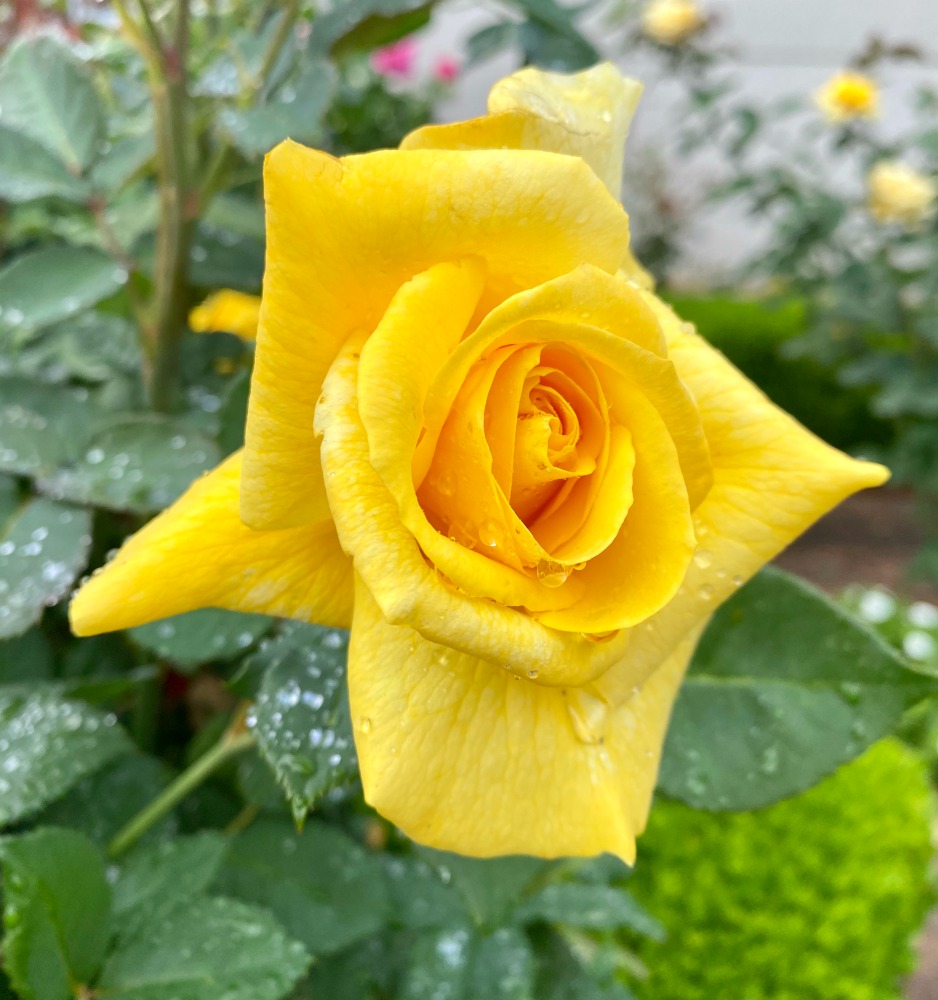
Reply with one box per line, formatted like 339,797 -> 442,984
628,740 -> 933,1000
665,293 -> 892,452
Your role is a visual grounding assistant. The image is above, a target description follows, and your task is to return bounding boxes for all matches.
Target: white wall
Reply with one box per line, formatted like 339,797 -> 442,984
418,0 -> 938,286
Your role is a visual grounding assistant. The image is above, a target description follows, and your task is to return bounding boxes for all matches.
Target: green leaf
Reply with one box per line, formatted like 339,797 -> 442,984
418,850 -> 549,927
0,127 -> 90,203
516,884 -> 665,939
0,827 -> 111,1000
0,378 -> 98,478
401,926 -> 535,1000
90,133 -> 155,193
658,568 -> 935,811
40,755 -> 175,848
0,498 -> 92,639
129,609 -> 274,673
113,832 -> 228,917
249,623 -> 357,821
531,928 -> 636,1000
219,58 -> 336,156
0,247 -> 125,336
4,312 -> 141,386
41,416 -> 220,514
99,896 -> 310,1000
468,928 -> 536,1000
0,35 -> 104,174
0,630 -> 54,685
218,819 -> 390,956
400,928 -> 472,1000
0,691 -> 131,825
383,854 -> 468,930
218,369 -> 251,456
310,0 -> 434,55
0,475 -> 18,524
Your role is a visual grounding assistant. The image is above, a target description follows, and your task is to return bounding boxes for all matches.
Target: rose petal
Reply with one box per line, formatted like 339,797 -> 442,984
69,452 -> 353,636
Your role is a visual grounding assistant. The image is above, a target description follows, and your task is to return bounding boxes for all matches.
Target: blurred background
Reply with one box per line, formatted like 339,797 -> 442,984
1,1 -> 938,998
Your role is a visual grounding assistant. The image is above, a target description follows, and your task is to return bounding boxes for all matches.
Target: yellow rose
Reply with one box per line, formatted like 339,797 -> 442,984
189,289 -> 262,340
867,160 -> 937,229
815,71 -> 879,123
641,0 -> 706,46
70,64 -> 887,862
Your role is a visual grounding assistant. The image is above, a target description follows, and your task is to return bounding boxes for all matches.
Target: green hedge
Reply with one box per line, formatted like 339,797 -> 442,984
665,294 -> 892,453
626,739 -> 933,1000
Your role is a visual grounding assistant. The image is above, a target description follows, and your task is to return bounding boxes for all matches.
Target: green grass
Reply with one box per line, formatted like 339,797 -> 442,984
627,740 -> 934,1000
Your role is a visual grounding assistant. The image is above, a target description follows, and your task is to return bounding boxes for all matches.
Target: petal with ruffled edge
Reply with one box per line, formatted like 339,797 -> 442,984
318,330 -> 632,687
403,63 -> 641,198
69,451 -> 353,636
349,574 -> 701,861
591,297 -> 890,704
243,142 -> 629,530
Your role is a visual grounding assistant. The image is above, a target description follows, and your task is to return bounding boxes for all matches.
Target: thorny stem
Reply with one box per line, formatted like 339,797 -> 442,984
115,0 -> 195,412
108,713 -> 256,859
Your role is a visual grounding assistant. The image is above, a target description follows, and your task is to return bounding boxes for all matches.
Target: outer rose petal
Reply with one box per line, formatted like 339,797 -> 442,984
591,298 -> 890,705
403,62 -> 641,197
349,574 -> 701,862
69,452 -> 353,636
243,142 -> 629,530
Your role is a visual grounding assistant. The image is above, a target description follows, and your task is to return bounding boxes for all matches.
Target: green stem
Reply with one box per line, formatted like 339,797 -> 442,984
146,0 -> 194,412
108,728 -> 256,859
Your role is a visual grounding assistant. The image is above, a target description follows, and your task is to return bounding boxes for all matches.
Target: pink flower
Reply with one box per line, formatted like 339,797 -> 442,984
434,55 -> 460,84
371,38 -> 417,78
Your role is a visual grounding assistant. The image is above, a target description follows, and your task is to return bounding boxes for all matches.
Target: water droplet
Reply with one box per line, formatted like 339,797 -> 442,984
760,745 -> 779,774
693,548 -> 712,569
536,558 -> 569,587
731,574 -> 744,587
566,690 -> 608,745
359,716 -> 373,734
479,519 -> 504,549
436,472 -> 456,496
838,681 -> 862,705
527,669 -> 539,680
698,583 -> 715,601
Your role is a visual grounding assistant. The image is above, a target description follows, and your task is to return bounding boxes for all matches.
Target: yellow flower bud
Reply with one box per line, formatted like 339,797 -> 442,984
815,71 -> 879,123
189,289 -> 262,341
642,0 -> 706,46
867,160 -> 937,229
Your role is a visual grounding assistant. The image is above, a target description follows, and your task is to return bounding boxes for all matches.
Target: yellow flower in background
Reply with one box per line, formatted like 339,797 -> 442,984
642,0 -> 706,46
70,64 -> 887,862
189,289 -> 262,341
867,160 -> 937,229
815,70 -> 879,123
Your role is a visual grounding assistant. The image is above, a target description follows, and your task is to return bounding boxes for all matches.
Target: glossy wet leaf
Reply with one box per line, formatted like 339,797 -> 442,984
0,127 -> 90,203
0,35 -> 104,173
516,883 -> 664,939
130,608 -> 274,673
0,248 -> 125,337
0,691 -> 131,825
218,819 -> 389,957
0,498 -> 92,639
219,59 -> 336,156
113,832 -> 228,917
383,854 -> 468,931
41,416 -> 219,515
90,132 -> 155,193
39,754 -> 174,848
659,567 -> 935,811
99,896 -> 310,1000
417,850 -> 549,927
0,827 -> 111,1000
0,378 -> 98,479
401,926 -> 535,1000
2,313 -> 141,386
249,623 -> 356,820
